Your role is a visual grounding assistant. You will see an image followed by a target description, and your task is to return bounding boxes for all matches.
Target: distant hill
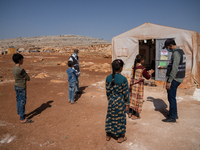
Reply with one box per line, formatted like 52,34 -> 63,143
0,35 -> 111,49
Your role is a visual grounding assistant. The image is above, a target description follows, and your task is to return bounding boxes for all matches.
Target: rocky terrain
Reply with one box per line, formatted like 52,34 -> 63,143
1,34 -> 199,150
0,53 -> 199,150
0,35 -> 111,48
0,35 -> 112,58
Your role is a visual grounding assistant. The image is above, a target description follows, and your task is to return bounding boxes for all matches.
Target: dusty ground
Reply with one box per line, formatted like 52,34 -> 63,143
0,53 -> 200,150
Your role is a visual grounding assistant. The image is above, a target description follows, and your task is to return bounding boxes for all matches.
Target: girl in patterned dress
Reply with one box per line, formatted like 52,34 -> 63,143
105,59 -> 129,143
129,54 -> 154,120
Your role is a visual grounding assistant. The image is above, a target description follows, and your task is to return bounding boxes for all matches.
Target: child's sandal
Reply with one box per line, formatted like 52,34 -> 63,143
117,137 -> 127,143
21,119 -> 34,124
131,115 -> 138,120
128,113 -> 132,118
71,101 -> 77,104
106,136 -> 111,141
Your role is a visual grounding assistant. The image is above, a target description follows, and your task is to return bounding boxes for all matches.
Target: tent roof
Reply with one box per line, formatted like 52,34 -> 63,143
113,23 -> 199,39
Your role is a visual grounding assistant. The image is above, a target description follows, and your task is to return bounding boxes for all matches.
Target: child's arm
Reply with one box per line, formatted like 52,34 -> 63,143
123,78 -> 129,106
105,79 -> 111,99
73,70 -> 79,76
142,68 -> 151,79
21,69 -> 30,81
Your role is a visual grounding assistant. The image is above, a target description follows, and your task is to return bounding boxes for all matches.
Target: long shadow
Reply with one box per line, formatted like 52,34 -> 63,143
147,97 -> 168,118
74,86 -> 88,102
26,100 -> 54,119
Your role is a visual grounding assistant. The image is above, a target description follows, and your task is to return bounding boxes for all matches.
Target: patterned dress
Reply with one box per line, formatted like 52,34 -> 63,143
129,65 -> 151,113
105,73 -> 129,137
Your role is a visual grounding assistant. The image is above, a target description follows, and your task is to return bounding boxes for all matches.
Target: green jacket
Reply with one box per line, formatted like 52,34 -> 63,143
12,66 -> 30,89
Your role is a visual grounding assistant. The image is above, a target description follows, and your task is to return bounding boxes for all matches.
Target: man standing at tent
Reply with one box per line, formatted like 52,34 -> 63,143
69,49 -> 81,94
158,39 -> 186,123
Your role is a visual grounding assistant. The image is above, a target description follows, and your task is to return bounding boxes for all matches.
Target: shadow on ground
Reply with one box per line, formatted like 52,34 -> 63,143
26,100 -> 54,119
75,86 -> 88,101
147,97 -> 169,118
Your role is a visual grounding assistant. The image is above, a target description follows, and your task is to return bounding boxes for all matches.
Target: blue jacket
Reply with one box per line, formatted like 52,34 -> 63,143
66,67 -> 78,82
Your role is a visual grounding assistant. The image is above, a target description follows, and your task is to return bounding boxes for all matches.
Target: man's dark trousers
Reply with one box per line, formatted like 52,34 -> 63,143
167,80 -> 181,119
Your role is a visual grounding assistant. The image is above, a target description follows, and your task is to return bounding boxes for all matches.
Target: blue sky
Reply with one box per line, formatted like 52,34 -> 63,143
0,0 -> 200,41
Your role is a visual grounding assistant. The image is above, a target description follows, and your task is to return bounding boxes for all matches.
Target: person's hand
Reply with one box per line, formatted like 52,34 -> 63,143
126,105 -> 129,111
138,78 -> 144,82
130,78 -> 134,86
158,66 -> 164,69
149,69 -> 154,74
151,69 -> 155,74
166,82 -> 171,90
76,73 -> 80,76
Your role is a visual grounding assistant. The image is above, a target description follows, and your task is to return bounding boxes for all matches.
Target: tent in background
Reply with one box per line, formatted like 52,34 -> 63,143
112,23 -> 200,88
7,47 -> 16,54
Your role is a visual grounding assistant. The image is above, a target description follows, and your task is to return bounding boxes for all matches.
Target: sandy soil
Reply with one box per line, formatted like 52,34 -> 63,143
0,54 -> 200,150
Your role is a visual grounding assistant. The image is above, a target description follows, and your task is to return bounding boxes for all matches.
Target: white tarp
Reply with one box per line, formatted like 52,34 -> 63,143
193,88 -> 200,101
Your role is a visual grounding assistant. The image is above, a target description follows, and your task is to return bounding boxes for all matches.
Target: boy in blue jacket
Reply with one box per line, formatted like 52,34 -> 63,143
66,61 -> 79,104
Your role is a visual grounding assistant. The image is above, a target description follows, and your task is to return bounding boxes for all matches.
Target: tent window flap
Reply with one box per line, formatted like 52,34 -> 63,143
117,48 -> 129,57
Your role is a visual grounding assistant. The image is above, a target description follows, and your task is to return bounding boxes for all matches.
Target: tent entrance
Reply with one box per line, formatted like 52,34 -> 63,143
139,39 -> 156,78
155,39 -> 173,81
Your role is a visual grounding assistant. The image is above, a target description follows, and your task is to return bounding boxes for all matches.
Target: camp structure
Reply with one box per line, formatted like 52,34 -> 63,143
7,47 -> 17,54
112,23 -> 200,88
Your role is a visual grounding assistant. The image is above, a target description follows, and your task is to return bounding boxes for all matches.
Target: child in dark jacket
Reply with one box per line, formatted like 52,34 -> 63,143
12,53 -> 33,124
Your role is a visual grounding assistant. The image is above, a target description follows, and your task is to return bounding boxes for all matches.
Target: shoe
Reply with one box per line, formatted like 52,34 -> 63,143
128,113 -> 132,118
167,115 -> 178,119
162,118 -> 176,123
106,136 -> 111,141
117,137 -> 127,143
21,119 -> 34,124
71,101 -> 77,104
131,115 -> 140,120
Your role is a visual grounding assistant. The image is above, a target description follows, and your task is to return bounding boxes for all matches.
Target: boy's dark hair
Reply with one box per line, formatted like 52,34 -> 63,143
12,53 -> 24,64
132,54 -> 144,80
111,59 -> 124,85
68,61 -> 74,67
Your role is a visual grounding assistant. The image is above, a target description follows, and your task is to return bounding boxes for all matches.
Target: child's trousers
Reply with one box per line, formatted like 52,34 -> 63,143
68,82 -> 76,102
15,86 -> 27,120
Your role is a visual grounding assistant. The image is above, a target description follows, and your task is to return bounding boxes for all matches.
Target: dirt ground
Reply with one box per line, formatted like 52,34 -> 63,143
0,53 -> 200,150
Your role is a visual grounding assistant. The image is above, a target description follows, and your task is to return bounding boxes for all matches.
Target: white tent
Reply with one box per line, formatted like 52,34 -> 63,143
112,23 -> 200,88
